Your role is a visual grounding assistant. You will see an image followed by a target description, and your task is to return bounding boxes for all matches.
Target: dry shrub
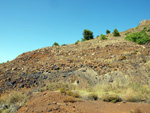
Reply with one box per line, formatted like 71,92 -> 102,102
7,92 -> 25,104
46,83 -> 75,91
101,94 -> 122,103
130,109 -> 142,113
63,98 -> 77,103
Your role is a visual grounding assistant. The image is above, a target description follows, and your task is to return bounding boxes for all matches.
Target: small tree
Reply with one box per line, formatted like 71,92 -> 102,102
53,42 -> 59,46
106,30 -> 110,34
113,28 -> 120,36
101,34 -> 108,40
83,29 -> 94,40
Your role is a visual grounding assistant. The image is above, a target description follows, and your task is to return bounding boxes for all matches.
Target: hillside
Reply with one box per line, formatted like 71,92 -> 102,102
0,20 -> 150,92
0,20 -> 150,113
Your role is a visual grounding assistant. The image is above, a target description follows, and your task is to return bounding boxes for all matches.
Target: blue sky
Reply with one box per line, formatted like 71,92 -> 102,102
0,0 -> 150,63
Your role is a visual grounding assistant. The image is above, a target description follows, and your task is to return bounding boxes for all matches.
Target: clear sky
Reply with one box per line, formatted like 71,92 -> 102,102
0,0 -> 150,63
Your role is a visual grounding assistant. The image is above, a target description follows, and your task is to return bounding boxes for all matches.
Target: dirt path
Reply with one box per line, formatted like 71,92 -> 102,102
17,91 -> 150,113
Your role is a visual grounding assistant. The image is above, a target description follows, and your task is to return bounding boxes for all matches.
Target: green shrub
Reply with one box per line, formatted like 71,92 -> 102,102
82,29 -> 94,40
125,32 -> 130,36
61,44 -> 67,46
88,93 -> 98,100
106,30 -> 110,34
75,40 -> 80,44
96,35 -> 100,38
113,28 -> 120,36
147,29 -> 150,32
101,94 -> 122,103
125,31 -> 150,44
100,34 -> 108,40
143,26 -> 147,30
53,42 -> 59,46
81,38 -> 87,42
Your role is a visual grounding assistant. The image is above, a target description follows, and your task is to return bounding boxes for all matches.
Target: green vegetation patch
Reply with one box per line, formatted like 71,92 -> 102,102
82,29 -> 94,41
53,42 -> 59,46
113,28 -> 121,36
100,34 -> 108,40
75,40 -> 80,44
125,30 -> 150,44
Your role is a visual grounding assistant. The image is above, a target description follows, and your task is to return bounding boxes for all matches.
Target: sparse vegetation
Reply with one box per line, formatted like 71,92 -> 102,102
81,38 -> 87,42
143,26 -> 147,30
125,32 -> 130,36
100,34 -> 108,40
106,29 -> 110,34
101,94 -> 122,103
53,42 -> 59,46
113,28 -> 121,36
75,40 -> 80,44
0,91 -> 28,113
61,44 -> 67,46
82,29 -> 94,41
63,98 -> 79,103
40,83 -> 75,92
88,93 -> 98,100
125,30 -> 150,44
96,35 -> 100,38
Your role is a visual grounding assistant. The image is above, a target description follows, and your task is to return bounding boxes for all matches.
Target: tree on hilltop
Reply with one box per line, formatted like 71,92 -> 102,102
113,28 -> 120,36
106,30 -> 110,34
82,29 -> 94,40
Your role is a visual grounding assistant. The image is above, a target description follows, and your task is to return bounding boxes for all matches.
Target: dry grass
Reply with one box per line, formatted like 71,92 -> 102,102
130,109 -> 142,113
101,94 -> 122,103
74,82 -> 150,102
0,91 -> 28,113
40,82 -> 76,92
63,97 -> 81,103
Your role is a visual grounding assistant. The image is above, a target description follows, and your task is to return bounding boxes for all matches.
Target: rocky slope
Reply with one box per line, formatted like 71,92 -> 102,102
0,20 -> 150,94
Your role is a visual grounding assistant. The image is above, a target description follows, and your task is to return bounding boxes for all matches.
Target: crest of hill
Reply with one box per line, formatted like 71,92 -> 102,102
0,20 -> 150,91
139,20 -> 150,26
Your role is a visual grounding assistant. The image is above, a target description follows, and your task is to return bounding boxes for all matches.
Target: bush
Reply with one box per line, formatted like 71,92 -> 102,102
125,31 -> 150,44
143,26 -> 147,30
61,44 -> 67,46
59,88 -> 66,93
81,38 -> 87,42
96,35 -> 100,38
101,94 -> 122,103
147,29 -> 150,32
100,34 -> 108,40
82,29 -> 94,40
106,30 -> 110,34
113,28 -> 120,36
53,42 -> 59,46
88,93 -> 98,100
75,40 -> 80,44
8,92 -> 25,104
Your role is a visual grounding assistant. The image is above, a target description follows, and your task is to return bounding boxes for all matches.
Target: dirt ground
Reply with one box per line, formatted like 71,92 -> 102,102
17,91 -> 150,113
